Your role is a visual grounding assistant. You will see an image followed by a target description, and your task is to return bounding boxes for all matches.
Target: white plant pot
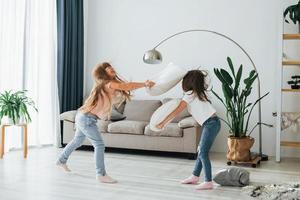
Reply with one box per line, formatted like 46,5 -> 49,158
1,116 -> 23,125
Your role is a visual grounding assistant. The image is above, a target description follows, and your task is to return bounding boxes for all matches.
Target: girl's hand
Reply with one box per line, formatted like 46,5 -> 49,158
156,122 -> 165,130
145,80 -> 155,88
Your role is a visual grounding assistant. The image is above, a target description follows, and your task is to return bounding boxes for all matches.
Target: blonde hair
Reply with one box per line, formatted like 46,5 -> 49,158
79,62 -> 130,113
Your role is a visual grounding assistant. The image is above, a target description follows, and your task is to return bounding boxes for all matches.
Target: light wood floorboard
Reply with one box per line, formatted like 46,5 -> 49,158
0,147 -> 299,200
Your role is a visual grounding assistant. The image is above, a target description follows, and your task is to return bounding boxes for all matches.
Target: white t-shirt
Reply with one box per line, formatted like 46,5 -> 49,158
182,92 -> 216,126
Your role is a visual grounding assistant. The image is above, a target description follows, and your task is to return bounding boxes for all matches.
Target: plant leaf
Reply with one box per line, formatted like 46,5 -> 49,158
244,92 -> 270,133
227,57 -> 235,77
222,84 -> 233,100
220,69 -> 233,85
234,64 -> 243,91
214,68 -> 227,83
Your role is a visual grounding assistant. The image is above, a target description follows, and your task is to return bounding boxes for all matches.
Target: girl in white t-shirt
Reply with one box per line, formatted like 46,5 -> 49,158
156,70 -> 221,190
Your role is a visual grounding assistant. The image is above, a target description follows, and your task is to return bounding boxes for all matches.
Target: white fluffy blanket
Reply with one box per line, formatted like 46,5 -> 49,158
243,183 -> 300,200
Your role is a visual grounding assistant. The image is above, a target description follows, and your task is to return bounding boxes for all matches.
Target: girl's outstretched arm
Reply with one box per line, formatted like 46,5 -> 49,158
109,80 -> 155,91
156,100 -> 187,129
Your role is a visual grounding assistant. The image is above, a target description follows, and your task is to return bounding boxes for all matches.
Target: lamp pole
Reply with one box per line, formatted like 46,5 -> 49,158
143,29 -> 267,161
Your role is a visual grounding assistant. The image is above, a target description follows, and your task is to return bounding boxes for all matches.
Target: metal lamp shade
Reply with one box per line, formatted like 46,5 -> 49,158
143,49 -> 162,64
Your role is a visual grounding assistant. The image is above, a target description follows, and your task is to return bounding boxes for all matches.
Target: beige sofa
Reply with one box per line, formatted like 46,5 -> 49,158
60,99 -> 201,159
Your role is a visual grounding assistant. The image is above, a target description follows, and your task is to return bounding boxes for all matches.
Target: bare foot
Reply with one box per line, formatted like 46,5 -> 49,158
97,175 -> 118,184
56,163 -> 71,172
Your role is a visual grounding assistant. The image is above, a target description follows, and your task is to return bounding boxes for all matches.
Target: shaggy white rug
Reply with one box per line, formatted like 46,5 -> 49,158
243,183 -> 300,200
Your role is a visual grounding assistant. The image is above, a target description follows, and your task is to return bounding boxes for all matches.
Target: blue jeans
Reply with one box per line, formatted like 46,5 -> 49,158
57,112 -> 106,176
192,116 -> 221,181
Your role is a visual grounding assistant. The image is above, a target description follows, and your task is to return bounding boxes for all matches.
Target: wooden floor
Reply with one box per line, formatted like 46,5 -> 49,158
0,147 -> 299,200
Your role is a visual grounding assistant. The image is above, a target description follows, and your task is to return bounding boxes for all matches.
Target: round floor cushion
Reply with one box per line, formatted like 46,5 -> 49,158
213,167 -> 250,187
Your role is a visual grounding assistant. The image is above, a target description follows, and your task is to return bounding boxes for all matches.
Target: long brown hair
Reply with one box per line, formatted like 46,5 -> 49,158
182,69 -> 211,103
79,62 -> 130,113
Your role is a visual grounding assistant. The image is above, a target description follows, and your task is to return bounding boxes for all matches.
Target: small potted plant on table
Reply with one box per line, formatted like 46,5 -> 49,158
0,90 -> 37,125
287,75 -> 300,89
212,57 -> 269,163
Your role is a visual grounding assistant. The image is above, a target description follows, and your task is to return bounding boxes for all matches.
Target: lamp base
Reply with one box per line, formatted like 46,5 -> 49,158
261,154 -> 268,161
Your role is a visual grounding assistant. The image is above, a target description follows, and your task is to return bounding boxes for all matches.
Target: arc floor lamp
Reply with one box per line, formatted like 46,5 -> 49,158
143,29 -> 268,161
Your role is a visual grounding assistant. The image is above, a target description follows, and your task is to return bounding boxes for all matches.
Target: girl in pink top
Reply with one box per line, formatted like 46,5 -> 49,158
57,62 -> 155,184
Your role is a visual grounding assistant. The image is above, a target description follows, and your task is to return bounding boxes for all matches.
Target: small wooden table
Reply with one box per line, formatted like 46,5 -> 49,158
0,124 -> 28,159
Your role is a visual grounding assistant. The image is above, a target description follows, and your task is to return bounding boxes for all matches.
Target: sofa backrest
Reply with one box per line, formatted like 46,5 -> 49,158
123,100 -> 162,121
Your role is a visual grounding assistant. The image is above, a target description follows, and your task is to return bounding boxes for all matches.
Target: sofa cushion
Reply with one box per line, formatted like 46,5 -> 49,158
178,116 -> 199,128
97,120 -> 110,133
161,98 -> 190,122
110,107 -> 126,122
123,100 -> 162,121
144,123 -> 183,137
60,110 -> 77,122
108,120 -> 148,135
113,100 -> 126,114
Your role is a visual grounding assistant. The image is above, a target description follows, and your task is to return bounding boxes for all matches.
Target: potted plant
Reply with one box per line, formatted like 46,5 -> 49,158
284,0 -> 300,32
212,57 -> 269,162
0,90 -> 37,125
287,75 -> 300,89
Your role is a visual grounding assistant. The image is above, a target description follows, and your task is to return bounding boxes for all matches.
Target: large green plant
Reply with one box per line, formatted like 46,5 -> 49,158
0,90 -> 37,125
284,1 -> 300,24
212,57 -> 269,137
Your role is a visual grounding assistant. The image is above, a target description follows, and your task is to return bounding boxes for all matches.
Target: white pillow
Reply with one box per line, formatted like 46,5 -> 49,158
149,99 -> 180,132
146,63 -> 187,96
178,116 -> 199,128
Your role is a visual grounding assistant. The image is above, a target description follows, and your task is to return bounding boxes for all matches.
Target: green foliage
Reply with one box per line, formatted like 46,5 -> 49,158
284,1 -> 300,24
213,57 -> 269,137
287,75 -> 300,86
0,90 -> 38,125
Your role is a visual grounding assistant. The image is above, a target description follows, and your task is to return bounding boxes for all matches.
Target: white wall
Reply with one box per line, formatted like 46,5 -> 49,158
84,0 -> 300,157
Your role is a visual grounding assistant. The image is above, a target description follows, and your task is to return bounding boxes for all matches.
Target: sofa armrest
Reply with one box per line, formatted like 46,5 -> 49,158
178,116 -> 199,128
60,110 -> 77,122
